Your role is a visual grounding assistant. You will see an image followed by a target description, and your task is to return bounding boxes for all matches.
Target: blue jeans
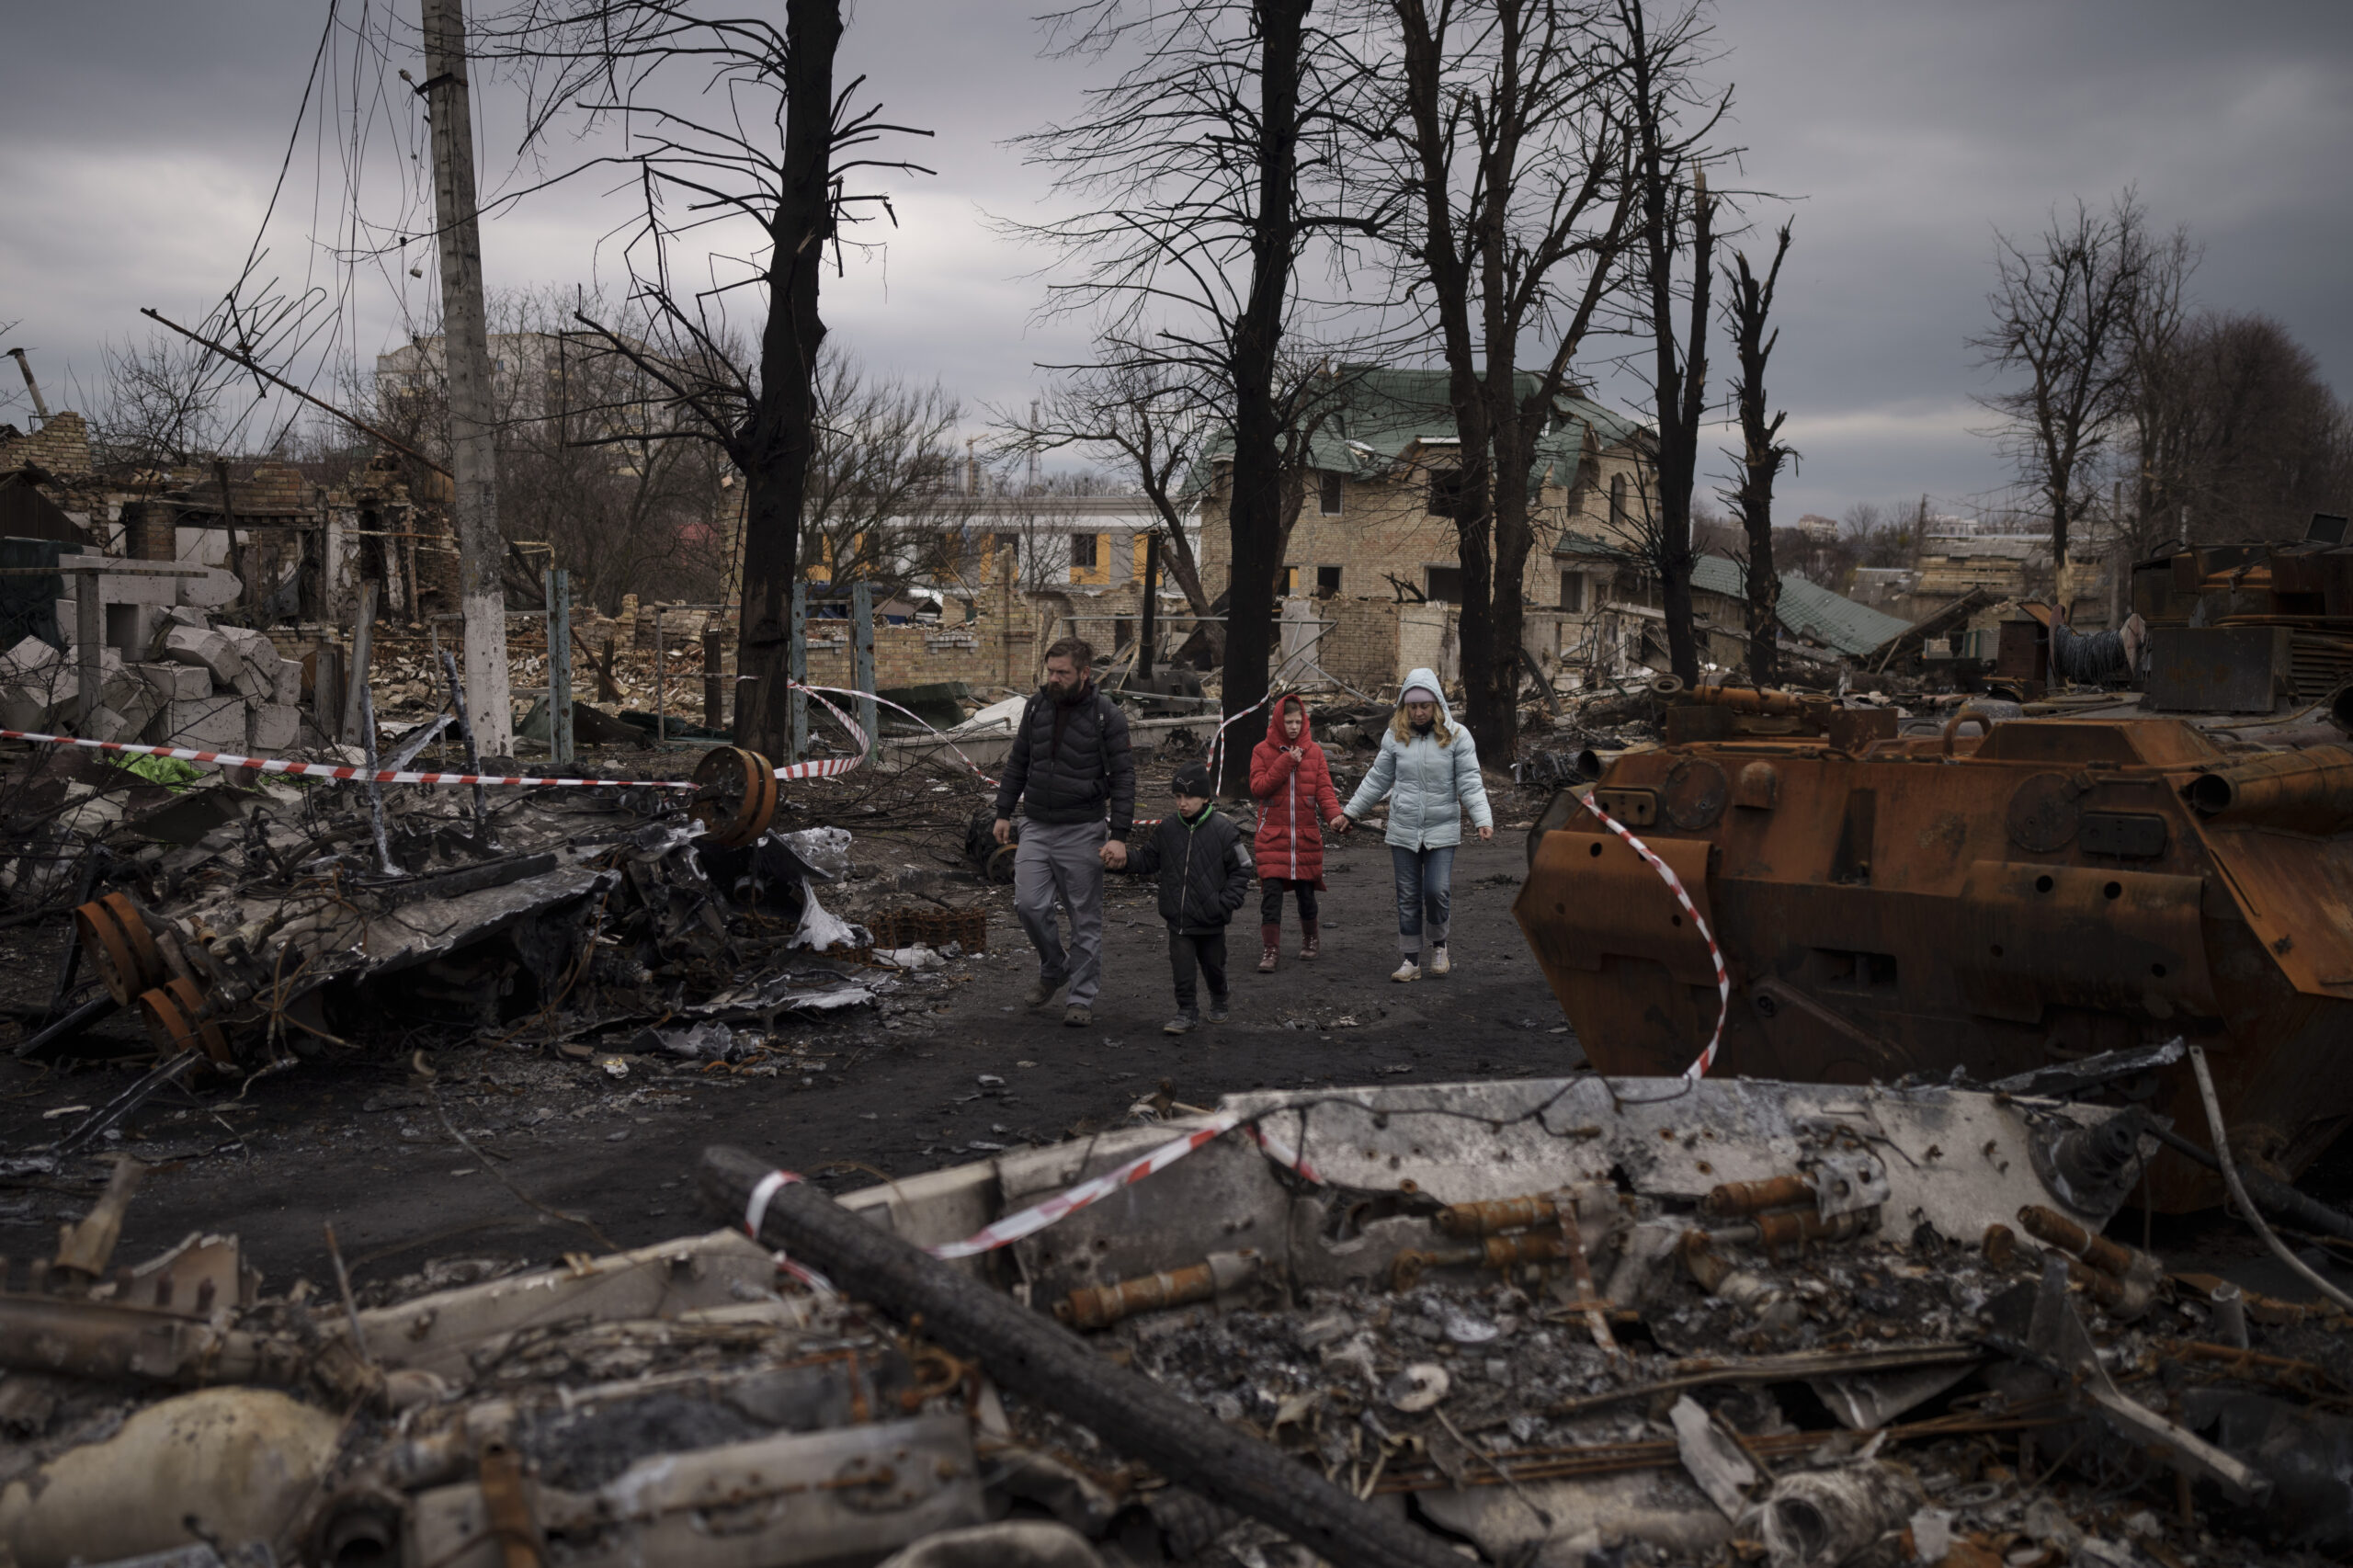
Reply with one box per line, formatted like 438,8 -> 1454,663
1390,845 -> 1455,954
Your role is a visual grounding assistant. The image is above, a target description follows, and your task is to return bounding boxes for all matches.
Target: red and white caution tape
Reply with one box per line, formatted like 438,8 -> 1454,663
0,681 -> 875,791
1204,688 -> 1279,783
791,682 -> 1001,787
741,1111 -> 1324,1269
1578,791 -> 1729,1079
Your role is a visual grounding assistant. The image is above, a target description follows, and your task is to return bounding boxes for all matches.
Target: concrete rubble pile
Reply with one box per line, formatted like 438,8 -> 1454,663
1,553 -> 297,756
9,1062 -> 2346,1568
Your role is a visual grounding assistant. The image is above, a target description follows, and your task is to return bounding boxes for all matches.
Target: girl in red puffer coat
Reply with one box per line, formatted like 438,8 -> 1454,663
1248,695 -> 1347,971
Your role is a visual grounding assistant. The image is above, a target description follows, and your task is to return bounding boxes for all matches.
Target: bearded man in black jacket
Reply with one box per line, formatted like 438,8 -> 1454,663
991,639 -> 1136,1026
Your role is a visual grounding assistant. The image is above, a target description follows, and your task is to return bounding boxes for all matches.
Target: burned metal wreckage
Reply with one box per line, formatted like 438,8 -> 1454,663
1515,529 -> 2353,1214
2,529 -> 2352,1568
3,1062 -> 2350,1568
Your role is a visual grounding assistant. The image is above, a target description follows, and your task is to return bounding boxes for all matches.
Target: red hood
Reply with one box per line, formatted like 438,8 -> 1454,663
1262,695 -> 1313,747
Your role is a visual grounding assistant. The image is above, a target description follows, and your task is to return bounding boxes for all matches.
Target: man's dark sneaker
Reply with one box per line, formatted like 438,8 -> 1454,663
1164,1011 -> 1199,1035
1205,995 -> 1229,1023
1063,1005 -> 1093,1027
1025,978 -> 1063,1007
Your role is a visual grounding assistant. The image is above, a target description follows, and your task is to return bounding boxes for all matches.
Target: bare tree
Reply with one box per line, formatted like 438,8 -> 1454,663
1379,0 -> 1637,754
2132,309 -> 2351,548
797,352 -> 974,600
1721,220 -> 1792,682
989,361 -> 1218,617
89,329 -> 241,468
1010,0 -> 1381,791
483,0 -> 933,753
1617,0 -> 1724,687
1970,192 -> 2154,607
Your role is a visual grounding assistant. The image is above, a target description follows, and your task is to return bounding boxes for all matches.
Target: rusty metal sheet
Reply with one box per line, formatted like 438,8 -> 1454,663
2145,625 -> 2293,712
1951,861 -> 2219,1024
2192,821 -> 2353,999
1517,828 -> 1717,987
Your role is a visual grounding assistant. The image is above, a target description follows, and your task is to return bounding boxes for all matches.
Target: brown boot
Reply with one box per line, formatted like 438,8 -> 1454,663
1257,923 -> 1281,972
1300,918 -> 1320,960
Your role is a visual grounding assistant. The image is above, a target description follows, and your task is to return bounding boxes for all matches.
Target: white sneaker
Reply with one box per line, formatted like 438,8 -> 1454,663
1428,945 -> 1450,976
1391,959 -> 1421,983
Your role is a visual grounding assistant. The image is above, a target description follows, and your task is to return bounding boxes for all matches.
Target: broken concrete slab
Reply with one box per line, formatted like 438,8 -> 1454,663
159,625 -> 241,687
130,660 -> 209,704
159,694 -> 245,751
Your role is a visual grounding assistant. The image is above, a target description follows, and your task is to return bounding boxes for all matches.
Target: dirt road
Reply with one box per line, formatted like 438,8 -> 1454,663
0,827 -> 1584,1291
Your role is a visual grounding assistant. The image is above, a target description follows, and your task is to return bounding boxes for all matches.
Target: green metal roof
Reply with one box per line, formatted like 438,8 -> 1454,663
1551,539 -> 1912,656
1687,555 -> 1914,656
1198,364 -> 1648,492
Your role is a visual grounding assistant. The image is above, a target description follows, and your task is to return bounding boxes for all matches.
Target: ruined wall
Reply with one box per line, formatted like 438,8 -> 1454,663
0,413 -> 94,476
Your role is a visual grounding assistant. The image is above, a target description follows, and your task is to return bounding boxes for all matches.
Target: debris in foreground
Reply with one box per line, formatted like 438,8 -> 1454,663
4,1065 -> 2347,1567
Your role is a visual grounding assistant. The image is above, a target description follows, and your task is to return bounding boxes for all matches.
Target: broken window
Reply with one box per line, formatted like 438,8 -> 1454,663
1426,565 -> 1463,603
1318,472 -> 1344,516
1560,572 -> 1585,613
1069,533 -> 1098,569
1427,469 -> 1468,517
1316,564 -> 1342,597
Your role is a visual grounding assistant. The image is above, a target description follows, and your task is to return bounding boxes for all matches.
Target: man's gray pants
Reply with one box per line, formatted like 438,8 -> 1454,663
1014,819 -> 1108,1007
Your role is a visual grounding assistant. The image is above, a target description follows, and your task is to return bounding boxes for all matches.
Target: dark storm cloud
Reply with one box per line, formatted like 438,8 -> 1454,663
4,0 -> 2347,521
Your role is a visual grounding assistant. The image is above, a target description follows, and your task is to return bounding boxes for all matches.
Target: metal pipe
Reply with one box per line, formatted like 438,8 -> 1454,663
6,347 -> 51,422
10,994 -> 121,1060
2187,1044 -> 2353,1314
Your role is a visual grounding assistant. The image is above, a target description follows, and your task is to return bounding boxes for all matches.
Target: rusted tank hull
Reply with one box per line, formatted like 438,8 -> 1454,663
1513,718 -> 2353,1210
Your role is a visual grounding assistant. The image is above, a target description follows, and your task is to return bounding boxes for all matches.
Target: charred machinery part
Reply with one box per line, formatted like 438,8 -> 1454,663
1432,1183 -> 1615,1237
2017,1203 -> 2159,1320
1713,1206 -> 1880,1253
1702,1174 -> 1815,1219
0,1290 -> 308,1386
1991,1252 -> 2273,1504
1744,1460 -> 1927,1568
1056,1249 -> 1263,1330
1390,1233 -> 1581,1292
2030,1107 -> 2151,1216
44,846 -> 108,1021
2016,1203 -> 2146,1282
9,994 -> 121,1061
690,745 -> 780,846
701,1144 -> 1472,1568
1678,1233 -> 1802,1331
51,1156 -> 143,1284
2142,1119 -> 2353,1244
135,972 -> 233,1066
2210,1282 -> 2250,1349
73,892 -> 164,1005
410,1414 -> 986,1568
1989,1038 -> 2185,1098
2184,744 -> 2353,833
51,1053 -> 202,1155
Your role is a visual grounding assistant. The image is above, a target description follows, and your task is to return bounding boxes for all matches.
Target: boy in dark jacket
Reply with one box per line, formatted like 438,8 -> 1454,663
1122,763 -> 1253,1034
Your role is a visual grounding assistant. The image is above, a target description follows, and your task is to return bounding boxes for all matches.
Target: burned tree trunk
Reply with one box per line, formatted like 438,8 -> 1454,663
1726,222 -> 1793,685
735,0 -> 842,754
1219,0 -> 1314,796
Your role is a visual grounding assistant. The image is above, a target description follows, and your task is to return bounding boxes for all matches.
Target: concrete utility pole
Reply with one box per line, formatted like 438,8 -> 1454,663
420,0 -> 514,755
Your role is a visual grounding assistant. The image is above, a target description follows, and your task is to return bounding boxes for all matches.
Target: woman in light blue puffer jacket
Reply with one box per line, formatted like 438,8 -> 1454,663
1338,668 -> 1494,982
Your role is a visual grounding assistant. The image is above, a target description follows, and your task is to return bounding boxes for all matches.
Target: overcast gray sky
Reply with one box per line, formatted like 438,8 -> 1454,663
4,0 -> 2348,525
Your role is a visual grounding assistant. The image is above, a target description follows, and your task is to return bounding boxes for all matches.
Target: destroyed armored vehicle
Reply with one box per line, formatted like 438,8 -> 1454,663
1516,530 -> 2353,1210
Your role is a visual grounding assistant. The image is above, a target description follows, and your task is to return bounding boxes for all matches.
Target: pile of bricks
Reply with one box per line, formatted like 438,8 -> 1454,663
1,602 -> 304,756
